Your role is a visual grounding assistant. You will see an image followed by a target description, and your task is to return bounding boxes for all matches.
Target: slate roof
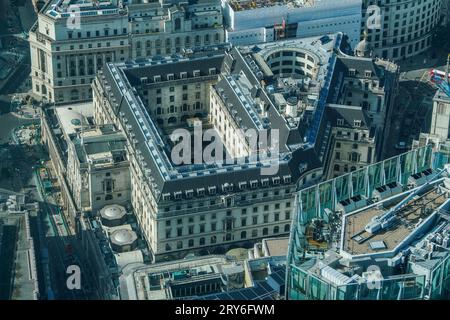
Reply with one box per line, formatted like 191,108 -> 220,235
326,104 -> 371,130
96,36 -> 374,201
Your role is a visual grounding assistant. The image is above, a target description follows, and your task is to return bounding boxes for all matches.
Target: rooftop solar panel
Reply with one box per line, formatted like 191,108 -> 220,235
192,281 -> 277,300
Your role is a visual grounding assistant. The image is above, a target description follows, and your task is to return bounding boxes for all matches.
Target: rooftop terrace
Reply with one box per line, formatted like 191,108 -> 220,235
228,0 -> 316,11
342,179 -> 449,257
44,0 -> 121,19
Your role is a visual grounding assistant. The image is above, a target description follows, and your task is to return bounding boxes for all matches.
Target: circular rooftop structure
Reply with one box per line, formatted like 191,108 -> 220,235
100,204 -> 127,227
110,229 -> 138,253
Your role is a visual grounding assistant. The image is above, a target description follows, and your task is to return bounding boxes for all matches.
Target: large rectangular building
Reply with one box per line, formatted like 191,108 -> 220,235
90,34 -> 397,261
29,0 -> 225,104
221,0 -> 362,48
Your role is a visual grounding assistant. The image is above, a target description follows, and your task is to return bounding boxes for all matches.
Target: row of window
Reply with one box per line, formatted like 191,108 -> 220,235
164,224 -> 291,251
135,33 -> 220,49
68,28 -> 127,40
165,211 -> 291,237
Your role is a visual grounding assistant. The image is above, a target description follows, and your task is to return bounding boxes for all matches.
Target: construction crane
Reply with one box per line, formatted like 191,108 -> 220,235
430,53 -> 450,97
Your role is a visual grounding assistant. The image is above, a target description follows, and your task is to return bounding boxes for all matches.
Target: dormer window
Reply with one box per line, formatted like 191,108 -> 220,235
185,189 -> 194,198
365,70 -> 372,78
209,68 -> 216,75
283,175 -> 291,183
154,75 -> 161,82
208,186 -> 216,195
354,120 -> 362,127
222,183 -> 233,192
180,71 -> 187,79
140,77 -> 148,84
193,70 -> 200,77
162,193 -> 171,201
197,188 -> 205,196
239,182 -> 247,190
337,118 -> 344,126
167,73 -> 174,81
261,178 -> 269,187
250,180 -> 258,188
174,191 -> 182,200
348,68 -> 356,76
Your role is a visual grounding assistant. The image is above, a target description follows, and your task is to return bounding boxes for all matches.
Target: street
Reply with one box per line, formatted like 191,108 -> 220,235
383,26 -> 450,159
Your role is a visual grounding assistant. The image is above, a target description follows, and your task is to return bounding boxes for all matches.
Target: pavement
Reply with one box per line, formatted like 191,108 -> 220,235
0,0 -> 35,96
35,161 -> 100,299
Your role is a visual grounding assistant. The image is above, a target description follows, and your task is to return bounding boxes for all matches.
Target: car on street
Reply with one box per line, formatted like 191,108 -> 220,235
395,141 -> 409,150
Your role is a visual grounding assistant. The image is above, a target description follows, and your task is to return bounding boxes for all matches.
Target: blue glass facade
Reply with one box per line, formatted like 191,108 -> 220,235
287,145 -> 450,300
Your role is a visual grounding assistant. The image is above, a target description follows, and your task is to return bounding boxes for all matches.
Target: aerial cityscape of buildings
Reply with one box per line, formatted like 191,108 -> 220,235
0,0 -> 450,302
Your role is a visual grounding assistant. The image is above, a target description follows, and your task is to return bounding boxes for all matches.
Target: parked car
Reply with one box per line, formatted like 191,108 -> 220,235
395,141 -> 409,150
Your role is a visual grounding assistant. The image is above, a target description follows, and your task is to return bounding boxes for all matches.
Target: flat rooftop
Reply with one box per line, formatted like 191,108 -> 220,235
44,0 -> 120,19
54,102 -> 93,136
263,237 -> 289,257
0,211 -> 39,300
343,186 -> 448,256
73,126 -> 127,166
119,255 -> 237,300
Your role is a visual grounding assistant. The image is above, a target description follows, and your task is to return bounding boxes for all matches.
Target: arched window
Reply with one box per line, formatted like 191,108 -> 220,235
156,107 -> 162,115
146,40 -> 151,48
252,229 -> 258,237
284,224 -> 290,232
185,36 -> 191,45
211,235 -> 217,243
263,228 -> 268,236
241,231 -> 247,239
195,35 -> 201,45
215,33 -> 219,42
273,226 -> 279,234
204,34 -> 210,43
177,241 -> 183,249
188,239 -> 194,247
334,164 -> 340,171
165,38 -> 171,47
136,41 -> 141,49
165,244 -> 171,251
199,237 -> 205,245
168,117 -> 177,124
174,18 -> 181,31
